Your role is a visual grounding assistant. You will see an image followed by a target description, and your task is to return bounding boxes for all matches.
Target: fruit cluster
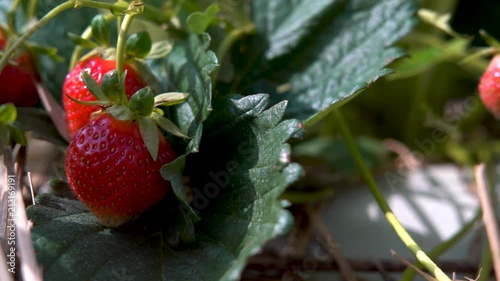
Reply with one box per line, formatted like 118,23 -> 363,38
63,55 -> 180,227
59,18 -> 191,225
0,11 -> 187,227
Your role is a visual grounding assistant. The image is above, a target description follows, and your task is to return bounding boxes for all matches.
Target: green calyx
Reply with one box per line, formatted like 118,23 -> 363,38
74,69 -> 189,161
100,69 -> 128,104
125,31 -> 152,59
91,14 -> 111,47
129,87 -> 154,116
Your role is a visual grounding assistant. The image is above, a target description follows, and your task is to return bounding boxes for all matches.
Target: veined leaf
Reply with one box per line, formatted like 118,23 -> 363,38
28,94 -> 302,281
252,0 -> 342,60
187,4 -> 220,34
145,33 -> 217,232
250,0 -> 418,126
147,33 -> 217,154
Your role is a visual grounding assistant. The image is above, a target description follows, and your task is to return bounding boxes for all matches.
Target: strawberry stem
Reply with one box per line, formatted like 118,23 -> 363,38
334,109 -> 452,281
0,0 -> 75,73
0,0 -> 162,73
116,1 -> 143,80
400,208 -> 481,280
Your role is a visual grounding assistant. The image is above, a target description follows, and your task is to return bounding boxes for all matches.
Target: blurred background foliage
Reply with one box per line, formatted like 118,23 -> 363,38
289,0 -> 500,190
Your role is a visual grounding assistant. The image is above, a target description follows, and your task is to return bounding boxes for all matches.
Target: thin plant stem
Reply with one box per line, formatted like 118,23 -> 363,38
116,6 -> 139,80
77,0 -> 112,10
1,0 -> 164,73
0,0 -> 75,73
400,208 -> 481,280
477,241 -> 492,281
474,163 -> 500,281
77,0 -> 166,22
27,0 -> 38,20
333,109 -> 451,281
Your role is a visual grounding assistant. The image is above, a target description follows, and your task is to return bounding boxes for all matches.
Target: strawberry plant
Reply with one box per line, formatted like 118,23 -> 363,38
7,0 -> 498,281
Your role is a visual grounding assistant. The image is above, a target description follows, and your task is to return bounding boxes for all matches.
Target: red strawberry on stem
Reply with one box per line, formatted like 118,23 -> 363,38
63,56 -> 146,137
0,30 -> 40,107
65,70 -> 188,227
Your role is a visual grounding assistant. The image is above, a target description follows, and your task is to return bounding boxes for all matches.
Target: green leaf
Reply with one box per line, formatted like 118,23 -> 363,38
147,33 -> 217,154
138,117 -> 159,161
146,34 -> 217,233
100,70 -> 125,103
418,8 -> 460,37
67,32 -> 99,49
154,92 -> 189,107
479,29 -> 500,48
125,31 -> 152,58
0,103 -> 17,124
64,94 -> 113,107
90,14 -> 111,46
81,71 -> 108,101
160,155 -> 199,242
250,0 -> 418,125
187,4 -> 220,34
106,105 -> 133,121
152,113 -> 189,139
29,94 -> 302,281
252,0 -> 342,60
147,40 -> 173,59
27,43 -> 64,62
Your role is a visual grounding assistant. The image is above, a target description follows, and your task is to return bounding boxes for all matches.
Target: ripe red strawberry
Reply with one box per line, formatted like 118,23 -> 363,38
63,56 -> 146,137
65,113 -> 175,227
0,32 -> 40,107
479,55 -> 500,119
64,67 -> 187,227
